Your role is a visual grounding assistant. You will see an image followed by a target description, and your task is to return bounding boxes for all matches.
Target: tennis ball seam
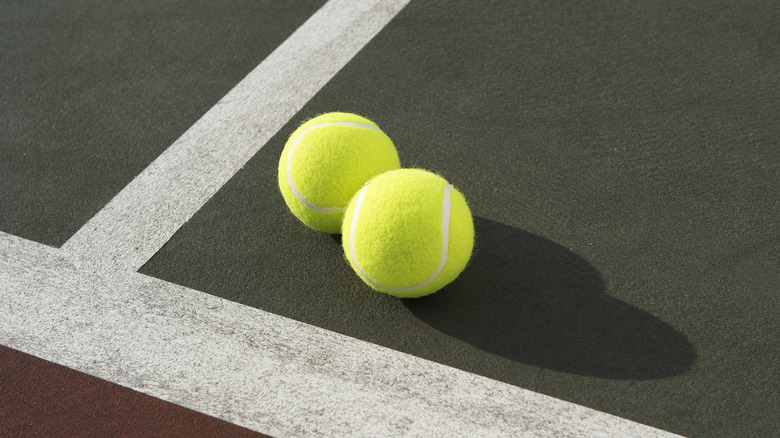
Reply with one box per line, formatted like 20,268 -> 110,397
348,182 -> 454,293
286,121 -> 381,215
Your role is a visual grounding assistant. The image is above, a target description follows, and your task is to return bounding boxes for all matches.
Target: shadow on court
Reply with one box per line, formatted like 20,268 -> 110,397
404,217 -> 696,380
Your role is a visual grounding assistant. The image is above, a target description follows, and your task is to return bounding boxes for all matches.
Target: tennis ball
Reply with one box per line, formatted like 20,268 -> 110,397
342,169 -> 475,298
278,112 -> 400,233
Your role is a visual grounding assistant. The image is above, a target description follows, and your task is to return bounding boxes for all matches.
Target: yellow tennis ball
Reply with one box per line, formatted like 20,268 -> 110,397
278,112 -> 400,233
342,169 -> 475,298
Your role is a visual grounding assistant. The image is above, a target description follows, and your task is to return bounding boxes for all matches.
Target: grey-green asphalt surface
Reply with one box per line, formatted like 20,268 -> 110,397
3,1 -> 779,437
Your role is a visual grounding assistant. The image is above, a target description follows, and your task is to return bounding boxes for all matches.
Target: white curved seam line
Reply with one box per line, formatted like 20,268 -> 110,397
350,183 -> 453,293
287,121 -> 380,215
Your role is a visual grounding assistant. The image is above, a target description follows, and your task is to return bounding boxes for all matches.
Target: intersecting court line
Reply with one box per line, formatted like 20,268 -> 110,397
0,232 -> 680,437
0,0 -> 682,436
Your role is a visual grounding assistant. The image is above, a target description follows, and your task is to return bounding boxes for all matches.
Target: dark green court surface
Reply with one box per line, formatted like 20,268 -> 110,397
0,0 -> 326,247
141,1 -> 779,437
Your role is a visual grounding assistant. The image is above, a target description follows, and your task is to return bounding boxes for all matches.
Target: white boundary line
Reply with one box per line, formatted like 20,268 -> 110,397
0,0 -> 681,436
60,0 -> 412,272
0,232 -> 679,437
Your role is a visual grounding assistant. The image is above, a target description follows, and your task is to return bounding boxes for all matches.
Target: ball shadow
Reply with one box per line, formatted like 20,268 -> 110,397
404,217 -> 696,379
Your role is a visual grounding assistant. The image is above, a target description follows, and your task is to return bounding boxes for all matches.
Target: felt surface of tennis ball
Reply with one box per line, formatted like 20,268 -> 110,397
278,112 -> 400,233
342,169 -> 474,298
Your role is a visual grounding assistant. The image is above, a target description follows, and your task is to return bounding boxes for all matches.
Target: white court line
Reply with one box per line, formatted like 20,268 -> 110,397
61,0 -> 412,272
0,232 -> 680,437
1,0 -> 682,435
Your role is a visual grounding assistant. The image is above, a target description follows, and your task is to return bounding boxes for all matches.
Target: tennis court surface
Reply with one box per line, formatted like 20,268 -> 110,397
2,1 -> 778,436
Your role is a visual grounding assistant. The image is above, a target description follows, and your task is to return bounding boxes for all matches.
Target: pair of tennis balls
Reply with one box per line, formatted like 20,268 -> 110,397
278,112 -> 474,298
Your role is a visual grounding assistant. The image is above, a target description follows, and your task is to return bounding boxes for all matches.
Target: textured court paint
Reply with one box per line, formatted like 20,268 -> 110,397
6,0 -> 775,436
0,232 -> 680,437
60,0 -> 412,271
